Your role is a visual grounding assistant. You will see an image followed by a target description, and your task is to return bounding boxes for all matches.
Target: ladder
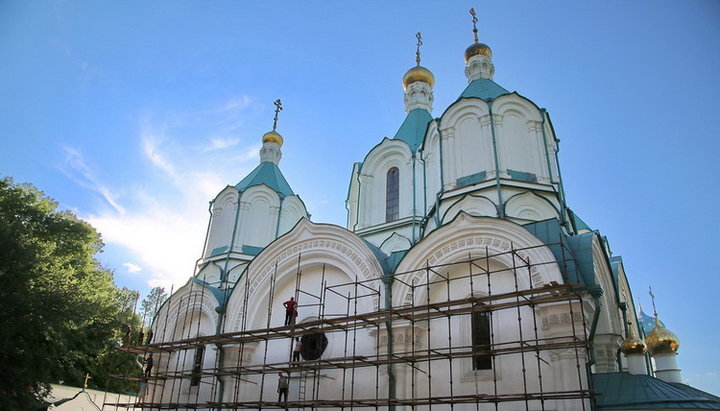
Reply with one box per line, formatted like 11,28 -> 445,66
297,368 -> 318,410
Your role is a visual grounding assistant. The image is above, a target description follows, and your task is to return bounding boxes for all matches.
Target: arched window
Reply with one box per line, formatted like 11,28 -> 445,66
471,310 -> 492,370
386,167 -> 399,222
190,345 -> 205,386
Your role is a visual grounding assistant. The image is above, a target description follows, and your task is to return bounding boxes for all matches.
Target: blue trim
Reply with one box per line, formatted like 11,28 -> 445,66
507,169 -> 538,183
241,245 -> 263,256
210,246 -> 229,257
456,171 -> 487,188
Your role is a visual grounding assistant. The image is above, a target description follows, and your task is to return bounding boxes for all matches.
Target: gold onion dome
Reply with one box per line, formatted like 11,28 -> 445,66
620,329 -> 647,355
464,42 -> 493,63
262,130 -> 283,146
402,65 -> 435,90
646,320 -> 680,355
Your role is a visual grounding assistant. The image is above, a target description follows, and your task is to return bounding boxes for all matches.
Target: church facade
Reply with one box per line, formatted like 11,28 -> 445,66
132,21 -> 720,411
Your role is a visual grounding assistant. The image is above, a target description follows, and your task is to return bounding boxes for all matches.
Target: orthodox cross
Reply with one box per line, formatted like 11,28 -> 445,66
469,8 -> 479,43
272,99 -> 283,131
649,286 -> 658,317
415,32 -> 423,66
83,373 -> 91,389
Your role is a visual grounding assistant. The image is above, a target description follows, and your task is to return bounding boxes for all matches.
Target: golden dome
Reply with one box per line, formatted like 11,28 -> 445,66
262,130 -> 283,146
464,42 -> 493,63
646,321 -> 680,355
402,65 -> 435,90
620,330 -> 647,355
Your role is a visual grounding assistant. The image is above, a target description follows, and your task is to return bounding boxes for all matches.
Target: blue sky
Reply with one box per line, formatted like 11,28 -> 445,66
1,0 -> 719,395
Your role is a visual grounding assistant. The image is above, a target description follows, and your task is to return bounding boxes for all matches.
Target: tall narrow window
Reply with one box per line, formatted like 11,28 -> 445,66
386,167 -> 399,222
190,345 -> 205,386
471,310 -> 492,370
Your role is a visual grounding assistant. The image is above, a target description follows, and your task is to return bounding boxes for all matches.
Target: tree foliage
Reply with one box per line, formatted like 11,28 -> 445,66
0,177 -> 141,409
139,286 -> 168,329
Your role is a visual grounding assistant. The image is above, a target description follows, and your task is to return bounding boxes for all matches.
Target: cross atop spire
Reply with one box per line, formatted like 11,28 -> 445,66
415,32 -> 423,66
272,99 -> 283,131
649,286 -> 658,319
469,8 -> 479,43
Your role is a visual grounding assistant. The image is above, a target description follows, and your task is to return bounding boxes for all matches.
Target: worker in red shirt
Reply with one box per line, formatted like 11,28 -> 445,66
283,297 -> 297,326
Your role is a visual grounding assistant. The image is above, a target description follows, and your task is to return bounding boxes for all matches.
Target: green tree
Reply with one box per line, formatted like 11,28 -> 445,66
139,286 -> 168,329
0,177 -> 140,409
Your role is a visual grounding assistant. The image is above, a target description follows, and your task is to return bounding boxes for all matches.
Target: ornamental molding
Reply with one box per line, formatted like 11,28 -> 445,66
399,234 -> 544,306
248,237 -> 381,296
161,289 -> 219,340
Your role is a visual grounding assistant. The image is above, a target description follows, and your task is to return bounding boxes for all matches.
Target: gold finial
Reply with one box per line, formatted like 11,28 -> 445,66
415,32 -> 423,66
469,8 -> 479,43
621,320 -> 647,355
83,373 -> 91,389
272,99 -> 283,131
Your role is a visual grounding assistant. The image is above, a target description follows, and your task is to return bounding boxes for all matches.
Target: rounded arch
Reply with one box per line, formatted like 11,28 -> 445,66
393,213 -> 563,307
441,194 -> 498,224
357,139 -> 415,227
439,98 -> 490,130
152,282 -> 220,343
361,138 -> 413,173
225,219 -> 385,332
492,94 -> 542,122
237,185 -> 281,248
504,191 -> 560,222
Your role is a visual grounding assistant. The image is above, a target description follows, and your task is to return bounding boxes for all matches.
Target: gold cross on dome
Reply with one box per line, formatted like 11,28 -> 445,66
415,32 -> 423,66
469,8 -> 479,43
272,99 -> 283,131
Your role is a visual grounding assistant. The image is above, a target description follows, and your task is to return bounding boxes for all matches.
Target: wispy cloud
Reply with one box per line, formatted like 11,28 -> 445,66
68,95 -> 262,292
203,137 -> 241,152
61,147 -> 126,214
123,262 -> 142,273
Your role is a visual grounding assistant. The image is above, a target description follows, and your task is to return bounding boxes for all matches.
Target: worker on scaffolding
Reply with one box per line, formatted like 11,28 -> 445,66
277,371 -> 289,403
283,297 -> 297,326
292,337 -> 302,362
144,354 -> 154,378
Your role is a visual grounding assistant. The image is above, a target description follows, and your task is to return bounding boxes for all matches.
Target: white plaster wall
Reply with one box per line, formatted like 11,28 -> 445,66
421,124 -> 442,216
278,195 -> 307,236
493,96 -> 545,181
346,162 -> 361,230
356,139 -> 414,229
235,186 -> 280,249
149,284 -> 220,406
204,187 -> 238,258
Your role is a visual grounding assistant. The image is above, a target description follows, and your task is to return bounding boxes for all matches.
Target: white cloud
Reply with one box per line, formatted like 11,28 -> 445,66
140,126 -> 176,177
71,96 -> 262,292
203,137 -> 241,152
122,262 -> 142,273
61,147 -> 126,215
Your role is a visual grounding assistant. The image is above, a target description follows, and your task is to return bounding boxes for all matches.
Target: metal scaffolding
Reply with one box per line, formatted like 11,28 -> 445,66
108,241 -> 593,410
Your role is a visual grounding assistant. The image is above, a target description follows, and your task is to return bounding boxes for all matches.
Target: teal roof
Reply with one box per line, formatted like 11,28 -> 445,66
569,208 -> 592,233
392,108 -> 433,152
235,161 -> 294,199
459,77 -> 510,100
593,372 -> 720,409
522,219 -> 596,287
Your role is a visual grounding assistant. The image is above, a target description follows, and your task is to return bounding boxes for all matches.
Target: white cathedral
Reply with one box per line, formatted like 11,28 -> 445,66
133,18 -> 720,411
